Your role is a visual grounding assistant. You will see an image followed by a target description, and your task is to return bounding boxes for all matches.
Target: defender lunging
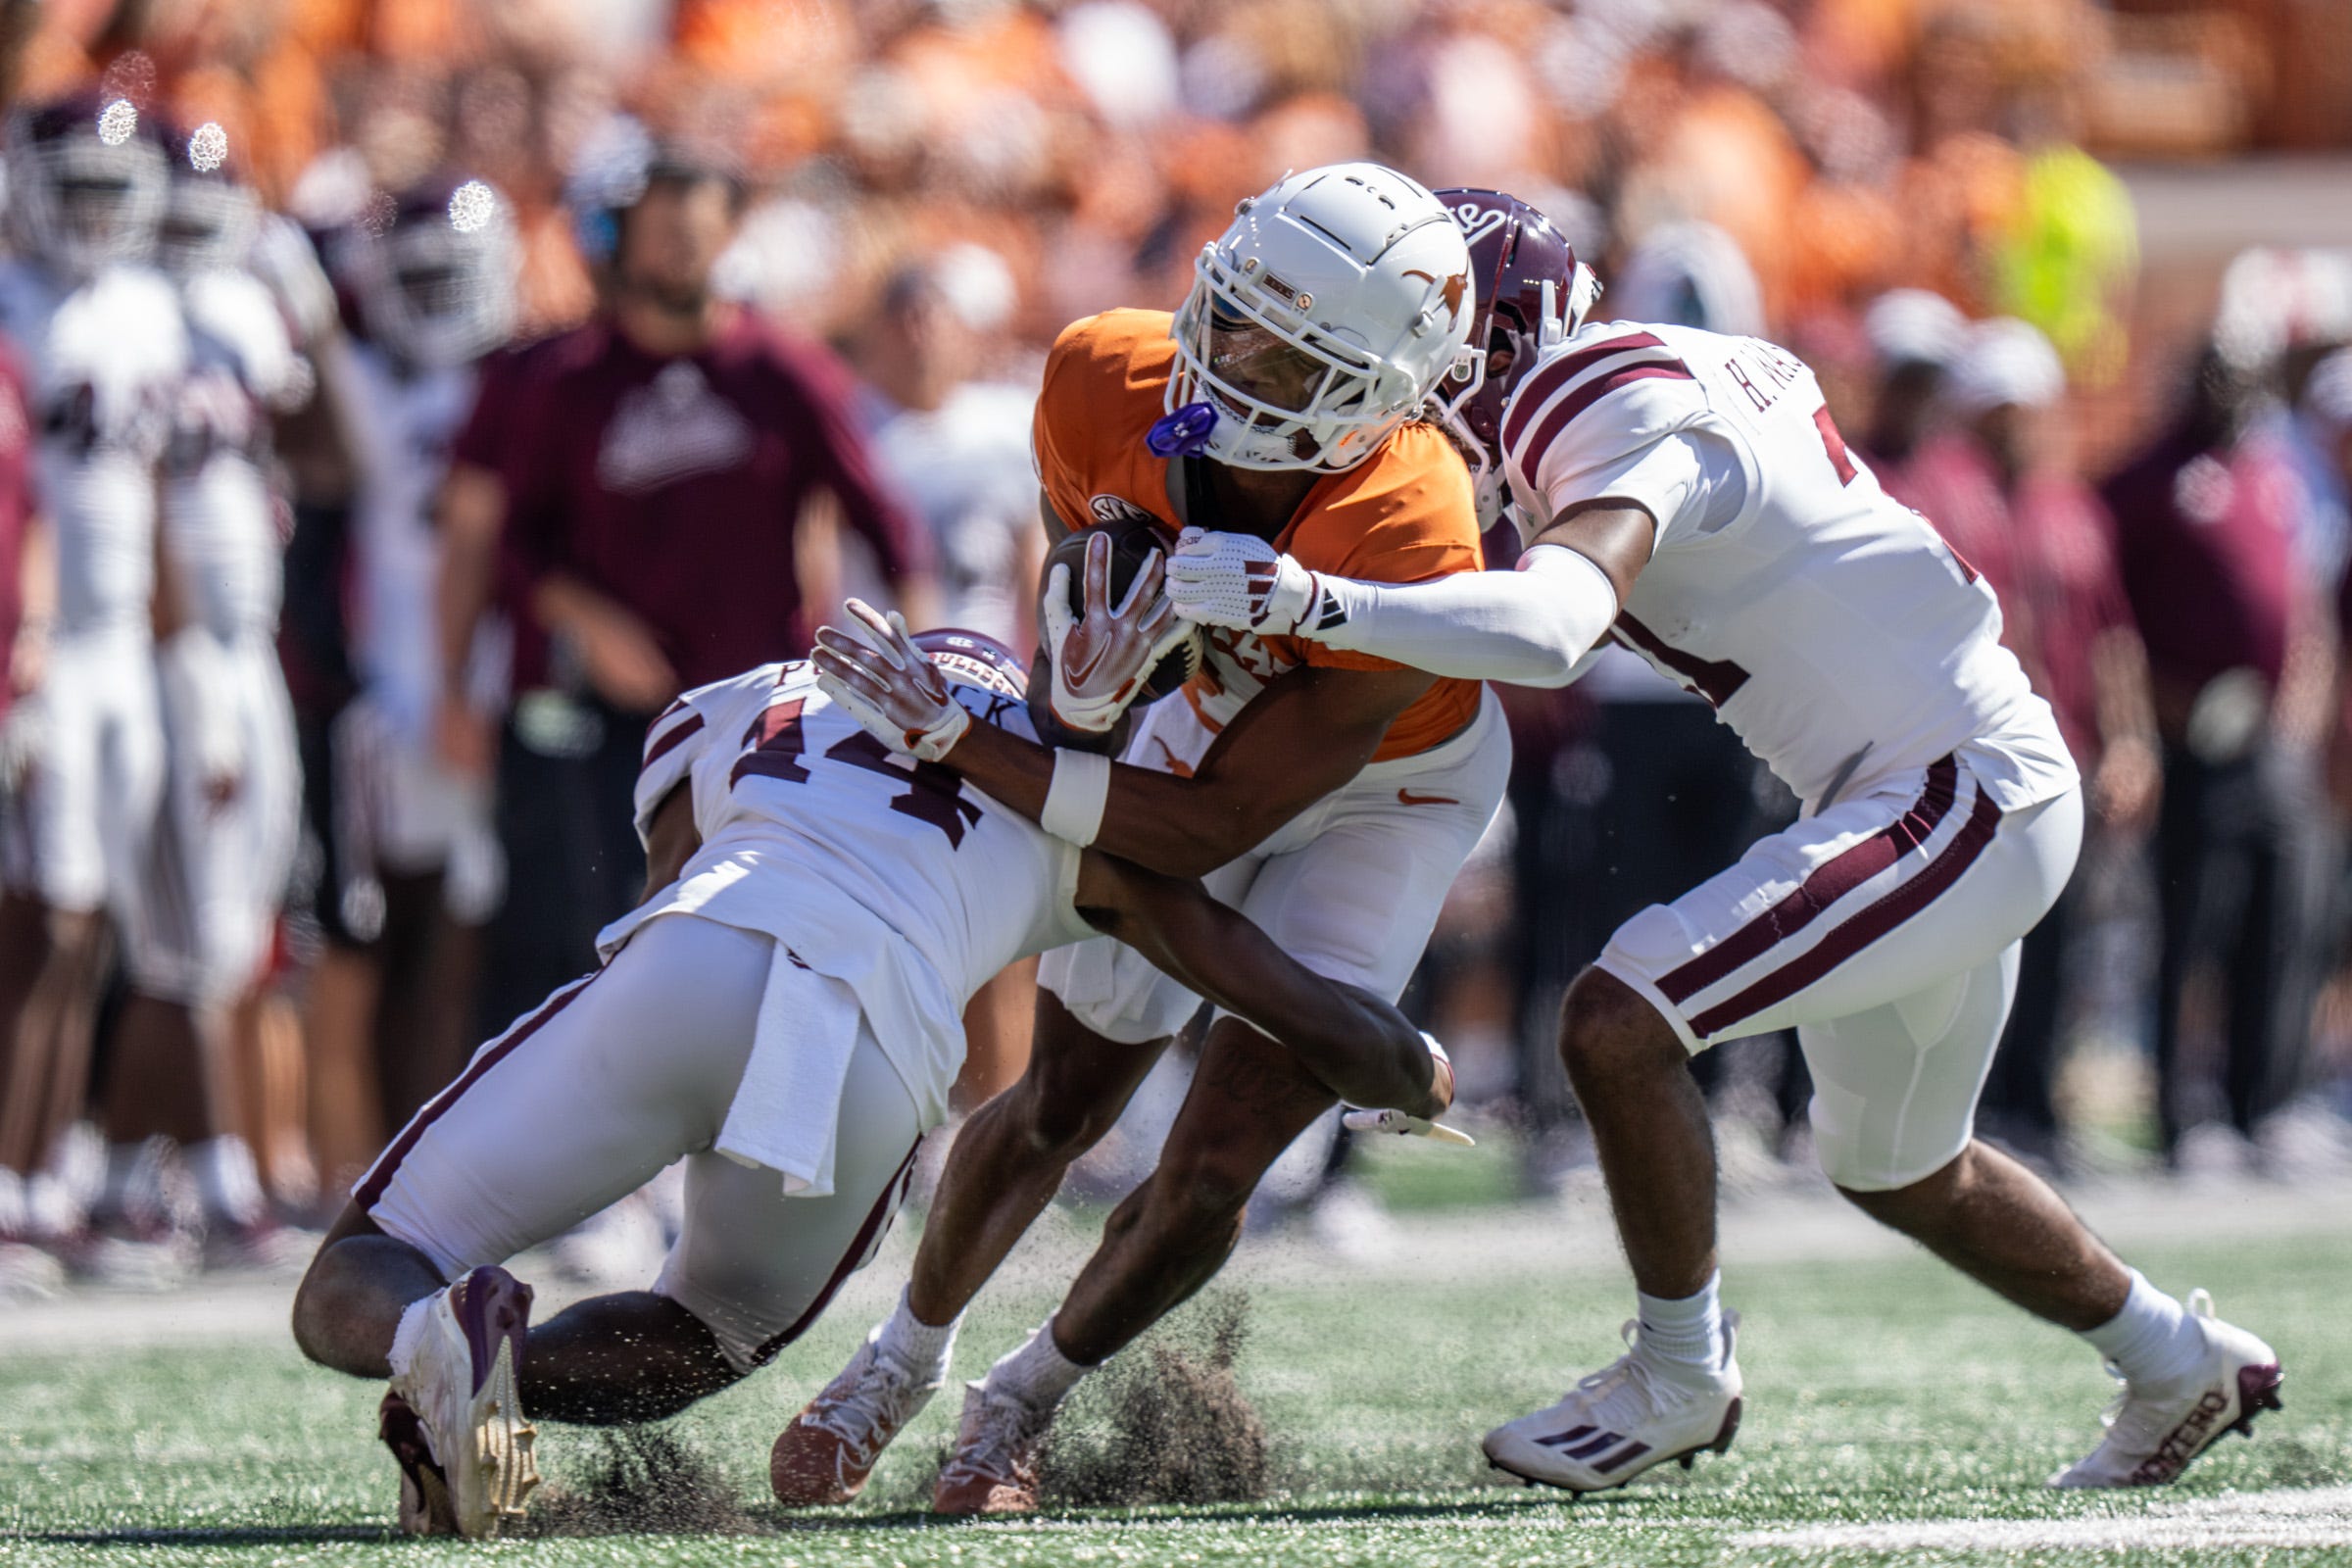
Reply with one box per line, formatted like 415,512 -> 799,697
1169,188 -> 2279,1494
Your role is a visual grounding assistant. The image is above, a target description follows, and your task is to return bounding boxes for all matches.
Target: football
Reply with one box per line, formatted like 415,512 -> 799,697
1045,512 -> 1205,704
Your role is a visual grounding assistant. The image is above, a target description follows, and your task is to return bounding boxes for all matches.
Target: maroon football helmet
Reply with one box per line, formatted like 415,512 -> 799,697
1430,189 -> 1602,524
912,627 -> 1028,700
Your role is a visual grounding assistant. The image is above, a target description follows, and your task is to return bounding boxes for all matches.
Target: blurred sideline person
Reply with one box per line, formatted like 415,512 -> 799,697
782,163 -> 1507,1517
1857,287 -> 1970,499
439,117 -> 935,1042
1170,189 -> 2280,1496
0,94 -> 187,1273
2104,347 -> 2333,1169
848,244 -> 1045,1108
89,117 -> 318,1271
290,612 -> 1449,1539
1936,320 -> 2159,1168
304,175 -> 519,1193
0,326 -> 51,1294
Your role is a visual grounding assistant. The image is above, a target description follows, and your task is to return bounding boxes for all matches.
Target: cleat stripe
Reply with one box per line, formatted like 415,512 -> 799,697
1597,1441 -> 1651,1472
1563,1431 -> 1623,1461
1536,1425 -> 1598,1448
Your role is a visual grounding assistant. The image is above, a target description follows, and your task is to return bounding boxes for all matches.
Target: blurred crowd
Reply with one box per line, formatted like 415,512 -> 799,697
3,0 -> 2352,1291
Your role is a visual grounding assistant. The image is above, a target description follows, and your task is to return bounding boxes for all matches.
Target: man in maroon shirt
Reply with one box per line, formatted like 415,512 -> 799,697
460,129 -> 934,1033
2104,346 -> 2328,1165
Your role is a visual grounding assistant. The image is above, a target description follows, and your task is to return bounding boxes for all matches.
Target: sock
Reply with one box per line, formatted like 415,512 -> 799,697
102,1142 -> 148,1212
983,1316 -> 1094,1411
0,1166 -> 24,1237
387,1291 -> 443,1382
1637,1272 -> 1727,1379
874,1287 -> 961,1381
185,1137 -> 265,1228
2082,1271 -> 2205,1391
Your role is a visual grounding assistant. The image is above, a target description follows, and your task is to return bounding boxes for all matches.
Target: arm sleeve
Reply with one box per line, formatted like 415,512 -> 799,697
1309,544 -> 1621,688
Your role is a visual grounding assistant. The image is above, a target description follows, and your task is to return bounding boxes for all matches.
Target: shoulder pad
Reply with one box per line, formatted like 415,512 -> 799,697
1500,321 -> 1710,498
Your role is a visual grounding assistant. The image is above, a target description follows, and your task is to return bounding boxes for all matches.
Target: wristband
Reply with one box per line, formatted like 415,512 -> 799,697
1040,748 -> 1113,847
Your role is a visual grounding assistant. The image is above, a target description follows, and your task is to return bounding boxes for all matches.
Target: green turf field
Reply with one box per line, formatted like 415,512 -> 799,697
5,1201 -> 2347,1566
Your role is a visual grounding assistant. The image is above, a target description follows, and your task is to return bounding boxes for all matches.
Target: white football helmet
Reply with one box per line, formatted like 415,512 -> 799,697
1170,164 -> 1477,472
341,175 -> 518,370
4,94 -> 170,279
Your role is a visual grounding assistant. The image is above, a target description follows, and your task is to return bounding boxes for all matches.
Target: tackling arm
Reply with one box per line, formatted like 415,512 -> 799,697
1071,850 -> 1443,1117
940,661 -> 1433,880
1168,505 -> 1657,689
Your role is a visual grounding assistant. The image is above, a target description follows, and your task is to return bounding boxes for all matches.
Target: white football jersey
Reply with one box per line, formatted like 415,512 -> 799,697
611,662 -> 1093,1125
341,344 -> 483,743
0,259 -> 187,633
1503,319 -> 2076,809
163,270 -> 304,640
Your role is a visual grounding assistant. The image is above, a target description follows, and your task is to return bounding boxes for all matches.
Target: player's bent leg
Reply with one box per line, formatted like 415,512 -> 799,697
1482,969 -> 1743,1494
906,989 -> 1166,1327
932,1017 -> 1338,1517
1556,967 -> 1721,1299
293,916 -> 775,1532
778,991 -> 1165,1506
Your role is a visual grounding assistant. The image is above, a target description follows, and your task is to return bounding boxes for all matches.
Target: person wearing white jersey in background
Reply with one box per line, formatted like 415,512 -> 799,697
308,174 -> 519,1184
290,579 -> 1452,1540
1168,189 -> 2282,1494
0,92 -> 188,1274
88,118 -> 318,1271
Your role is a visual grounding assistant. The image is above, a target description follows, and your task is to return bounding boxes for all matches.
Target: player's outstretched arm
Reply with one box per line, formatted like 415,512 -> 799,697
1071,851 -> 1446,1120
1166,507 -> 1657,688
816,602 -> 1431,880
943,660 -> 1429,879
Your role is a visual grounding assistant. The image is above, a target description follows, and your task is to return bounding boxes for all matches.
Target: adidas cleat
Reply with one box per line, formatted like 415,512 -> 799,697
1483,1317 -> 1741,1494
771,1331 -> 943,1506
383,1266 -> 540,1538
2049,1290 -> 2282,1489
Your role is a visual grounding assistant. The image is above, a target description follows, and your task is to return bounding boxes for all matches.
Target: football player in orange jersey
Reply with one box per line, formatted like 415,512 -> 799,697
786,163 -> 1511,1515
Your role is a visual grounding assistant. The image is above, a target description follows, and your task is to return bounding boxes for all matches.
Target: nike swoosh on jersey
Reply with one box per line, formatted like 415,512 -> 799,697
1396,789 -> 1460,807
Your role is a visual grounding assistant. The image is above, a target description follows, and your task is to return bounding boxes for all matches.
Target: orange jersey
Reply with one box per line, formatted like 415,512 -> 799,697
1032,309 -> 1484,764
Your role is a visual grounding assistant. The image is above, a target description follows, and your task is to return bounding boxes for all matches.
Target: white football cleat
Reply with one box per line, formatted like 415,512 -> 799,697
383,1266 -> 540,1538
770,1331 -> 944,1506
1484,1317 -> 1742,1493
931,1383 -> 1056,1516
2048,1290 -> 2281,1489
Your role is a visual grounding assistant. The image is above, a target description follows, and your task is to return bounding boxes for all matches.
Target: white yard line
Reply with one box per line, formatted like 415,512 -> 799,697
1733,1486 -> 2352,1553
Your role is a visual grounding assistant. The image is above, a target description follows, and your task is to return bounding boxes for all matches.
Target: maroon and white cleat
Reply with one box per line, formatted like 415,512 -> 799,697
383,1266 -> 541,1537
771,1333 -> 944,1506
2049,1290 -> 2282,1489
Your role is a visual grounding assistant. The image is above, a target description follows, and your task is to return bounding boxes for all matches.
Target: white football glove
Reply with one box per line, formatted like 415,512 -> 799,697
1043,530 -> 1193,733
810,600 -> 970,763
1341,1034 -> 1476,1146
1168,526 -> 1324,638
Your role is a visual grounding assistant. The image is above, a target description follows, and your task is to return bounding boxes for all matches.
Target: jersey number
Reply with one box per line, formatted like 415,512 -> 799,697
734,700 -> 985,848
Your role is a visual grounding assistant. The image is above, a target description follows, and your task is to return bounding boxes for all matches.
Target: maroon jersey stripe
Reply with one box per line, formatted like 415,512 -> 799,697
1499,332 -> 1670,456
1513,363 -> 1698,482
1686,786 -> 2003,1039
641,710 -> 706,770
1658,758 -> 1959,1005
354,971 -> 601,1209
1609,612 -> 1751,709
